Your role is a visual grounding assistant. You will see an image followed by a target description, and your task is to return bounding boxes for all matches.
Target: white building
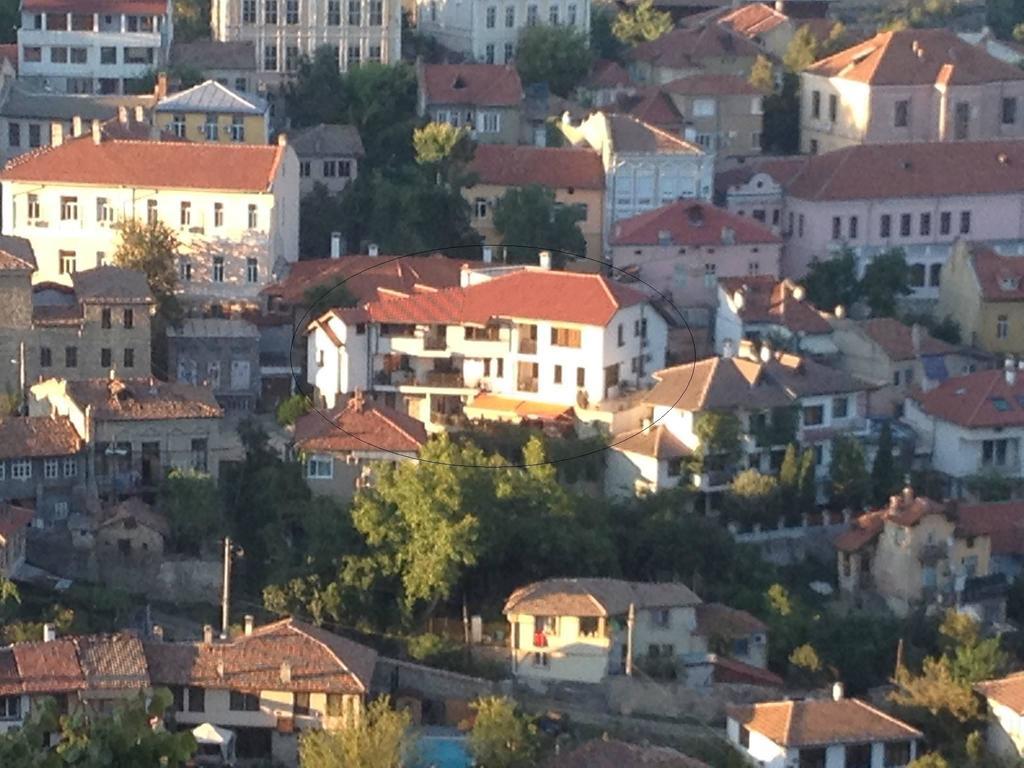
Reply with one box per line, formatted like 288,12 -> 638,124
306,261 -> 669,430
211,0 -> 401,82
415,0 -> 590,64
0,128 -> 299,303
560,111 -> 713,256
17,0 -> 172,94
726,689 -> 922,768
977,672 -> 1024,761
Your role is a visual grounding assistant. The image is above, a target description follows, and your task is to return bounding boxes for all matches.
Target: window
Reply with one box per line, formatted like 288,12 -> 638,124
101,348 -> 112,368
293,692 -> 310,716
40,347 -> 52,368
7,123 -> 19,148
10,460 -> 31,480
832,396 -> 848,419
28,124 -> 40,148
187,687 -> 205,712
704,262 -> 717,288
992,396 -> 1012,412
44,458 -> 59,479
505,6 -> 514,25
146,199 -> 158,224
230,116 -> 245,142
263,43 -> 277,71
191,439 -> 208,472
59,251 -> 76,275
553,365 -> 562,384
348,0 -> 360,24
50,46 -> 68,64
504,42 -> 514,63
0,696 -> 20,721
369,0 -> 382,24
828,93 -> 837,122
527,4 -> 537,24
578,616 -> 599,637
738,725 -> 750,749
849,216 -> 858,239
247,258 -> 258,283
65,346 -> 77,368
485,44 -> 494,64
248,204 -> 258,229
23,47 -> 41,63
960,210 -> 971,235
485,5 -> 495,27
327,0 -> 340,23
347,44 -> 360,67
286,0 -> 298,22
997,315 -> 1009,339
63,457 -> 77,477
60,196 -> 78,221
96,197 -> 113,224
880,214 -> 891,238
213,202 -> 224,228
831,216 -> 841,240
802,404 -> 824,426
920,212 -> 931,236
549,4 -> 558,23
617,323 -> 624,347
909,263 -> 925,287
481,112 -> 500,133
940,211 -> 951,235
123,348 -> 134,368
954,101 -> 970,140
307,454 -> 333,478
101,308 -> 112,329
551,327 -> 582,347
180,260 -> 192,282
577,368 -> 585,387
1003,97 -> 1018,125
180,201 -> 192,227
900,213 -> 911,237
327,694 -> 345,716
845,744 -> 872,768
568,3 -> 577,24
651,609 -> 671,628
243,0 -> 257,22
811,90 -> 821,119
693,98 -> 715,117
70,47 -> 86,63
894,99 -> 909,128
929,263 -> 942,287
212,256 -> 224,283
798,214 -> 805,237
983,439 -> 1009,466
100,46 -> 116,64
264,0 -> 277,22
323,159 -> 337,177
798,748 -> 826,768
748,261 -> 760,276
299,161 -> 310,177
229,691 -> 260,711
286,44 -> 299,72
885,741 -> 912,766
25,193 -> 39,220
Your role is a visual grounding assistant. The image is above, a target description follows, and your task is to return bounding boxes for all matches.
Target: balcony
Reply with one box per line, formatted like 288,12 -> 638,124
421,370 -> 463,387
518,339 -> 537,354
423,335 -> 446,351
517,377 -> 539,393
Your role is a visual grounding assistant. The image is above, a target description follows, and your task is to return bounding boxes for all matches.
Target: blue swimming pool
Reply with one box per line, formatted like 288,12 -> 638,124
413,733 -> 472,768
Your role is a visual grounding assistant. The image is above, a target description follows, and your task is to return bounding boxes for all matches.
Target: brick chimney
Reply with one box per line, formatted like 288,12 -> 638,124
155,71 -> 168,99
72,115 -> 83,137
50,121 -> 64,147
91,119 -> 102,145
117,105 -> 128,124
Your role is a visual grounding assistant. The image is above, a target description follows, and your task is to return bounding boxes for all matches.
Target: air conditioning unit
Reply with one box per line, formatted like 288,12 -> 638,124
33,220 -> 49,227
189,226 -> 205,234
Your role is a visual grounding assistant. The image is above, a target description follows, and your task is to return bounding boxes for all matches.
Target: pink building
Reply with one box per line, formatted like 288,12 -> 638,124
720,140 -> 1024,297
609,199 -> 782,316
801,28 -> 1024,155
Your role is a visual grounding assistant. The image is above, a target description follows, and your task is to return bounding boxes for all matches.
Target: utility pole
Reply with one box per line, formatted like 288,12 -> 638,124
221,537 -> 231,639
626,602 -> 635,677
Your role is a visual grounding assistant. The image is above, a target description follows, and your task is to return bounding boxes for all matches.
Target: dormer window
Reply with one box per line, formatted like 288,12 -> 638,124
1000,276 -> 1020,291
452,75 -> 466,89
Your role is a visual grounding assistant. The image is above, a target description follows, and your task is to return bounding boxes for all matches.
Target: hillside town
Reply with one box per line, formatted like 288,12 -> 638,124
3,0 -> 1024,765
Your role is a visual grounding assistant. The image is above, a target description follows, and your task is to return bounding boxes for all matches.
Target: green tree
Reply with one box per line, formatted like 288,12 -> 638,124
829,436 -> 870,510
760,71 -> 800,153
158,469 -> 224,556
492,184 -> 587,262
861,248 -> 912,317
467,697 -> 540,768
779,443 -> 800,510
172,0 -> 211,41
276,393 -> 311,426
413,122 -> 476,187
783,25 -> 820,73
693,411 -> 742,472
590,4 -> 625,61
749,54 -> 775,94
966,469 -> 1018,501
612,0 -> 672,45
0,0 -> 18,43
516,24 -> 592,97
908,754 -> 951,768
285,45 -> 348,128
345,62 -> 419,171
871,422 -> 900,505
803,248 -> 860,313
797,448 -> 818,513
299,697 -> 411,768
299,182 -> 347,258
725,469 -> 779,525
788,642 -> 826,685
113,217 -> 181,320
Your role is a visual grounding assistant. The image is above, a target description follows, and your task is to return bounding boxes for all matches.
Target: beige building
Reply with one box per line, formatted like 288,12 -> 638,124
627,24 -> 761,85
93,497 -> 168,560
800,28 -> 1024,155
661,74 -> 764,158
834,490 -> 1000,619
977,673 -> 1024,762
465,143 -> 605,258
416,62 -> 524,146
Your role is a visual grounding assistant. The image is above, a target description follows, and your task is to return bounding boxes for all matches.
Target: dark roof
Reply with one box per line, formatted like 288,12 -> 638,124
170,40 -> 256,71
0,236 -> 36,271
419,63 -> 523,107
72,266 -> 153,304
694,602 -> 766,638
60,378 -> 222,421
0,85 -> 155,121
0,416 -> 83,460
956,501 -> 1024,556
469,144 -> 604,190
290,123 -> 365,158
628,24 -> 761,69
504,578 -> 700,617
606,114 -> 702,154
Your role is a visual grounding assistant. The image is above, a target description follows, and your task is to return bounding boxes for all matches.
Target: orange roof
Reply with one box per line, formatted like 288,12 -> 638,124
467,394 -> 573,420
967,244 -> 1024,302
469,144 -> 604,190
718,276 -> 831,335
718,3 -> 788,36
833,511 -> 885,552
293,393 -> 427,454
0,416 -> 82,460
956,501 -> 1024,555
661,73 -> 760,96
727,698 -> 922,747
1,136 -> 286,192
419,63 -> 523,107
859,317 -> 956,361
835,494 -> 950,552
977,673 -> 1024,714
611,200 -> 781,247
807,28 -> 1024,86
912,368 -> 1024,428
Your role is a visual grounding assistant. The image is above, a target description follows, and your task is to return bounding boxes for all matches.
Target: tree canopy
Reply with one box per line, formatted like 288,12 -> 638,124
299,183 -> 347,258
492,184 -> 588,262
612,0 -> 673,45
158,468 -> 224,556
829,436 -> 870,511
861,248 -> 912,317
466,697 -> 541,768
299,697 -> 410,768
803,249 -> 859,314
113,218 -> 181,320
515,24 -> 592,97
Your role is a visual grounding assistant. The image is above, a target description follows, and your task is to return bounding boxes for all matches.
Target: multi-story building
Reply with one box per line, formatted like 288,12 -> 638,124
291,123 -> 363,197
0,130 -> 299,304
659,74 -> 765,159
466,143 -> 605,258
560,112 -> 713,253
211,0 -> 401,83
800,28 -> 1024,155
416,62 -> 524,146
169,40 -> 258,94
0,415 -> 85,525
154,79 -> 270,145
626,24 -> 760,85
17,0 -> 173,94
306,261 -> 669,430
167,318 -> 261,411
414,0 -> 590,64
703,2 -> 836,61
977,672 -> 1024,762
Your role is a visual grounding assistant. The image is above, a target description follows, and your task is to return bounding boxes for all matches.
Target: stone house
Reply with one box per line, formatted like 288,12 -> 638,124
626,25 -> 761,85
167,318 -> 261,412
0,503 -> 34,577
93,497 -> 168,560
800,28 -> 1024,155
169,40 -> 257,95
976,672 -> 1024,762
0,415 -> 85,525
416,62 -> 524,145
291,123 -> 364,198
154,80 -> 269,146
659,74 -> 764,159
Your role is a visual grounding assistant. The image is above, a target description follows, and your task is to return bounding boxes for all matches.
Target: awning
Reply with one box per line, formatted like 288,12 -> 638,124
465,394 -> 574,422
192,722 -> 236,749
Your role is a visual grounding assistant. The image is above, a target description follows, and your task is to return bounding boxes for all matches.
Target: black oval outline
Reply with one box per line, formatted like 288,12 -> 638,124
289,244 -> 697,469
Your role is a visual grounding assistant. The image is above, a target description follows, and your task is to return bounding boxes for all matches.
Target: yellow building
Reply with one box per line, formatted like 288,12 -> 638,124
465,143 -> 605,261
154,79 -> 269,145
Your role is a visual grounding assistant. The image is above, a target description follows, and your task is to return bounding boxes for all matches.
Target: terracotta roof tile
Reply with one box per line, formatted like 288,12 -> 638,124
293,394 -> 427,454
59,378 -> 222,421
585,60 -> 632,89
469,144 -> 604,190
694,602 -> 766,637
726,698 -> 921,747
606,114 -> 703,154
718,276 -> 831,335
710,655 -> 783,687
504,578 -> 700,617
611,424 -> 692,460
612,200 -> 780,246
10,639 -> 86,695
833,510 -> 886,552
75,634 -> 149,690
629,25 -> 761,69
23,0 -> 167,12
718,2 -> 788,36
0,504 -> 34,543
859,317 -> 956,361
1,136 -> 286,193
807,28 -> 1024,85
0,416 -> 82,460
977,673 -> 1024,714
543,739 -> 710,768
912,368 -> 1024,428
419,63 -> 523,107
956,501 -> 1024,555
611,88 -> 684,131
661,73 -> 760,96
967,244 -> 1024,301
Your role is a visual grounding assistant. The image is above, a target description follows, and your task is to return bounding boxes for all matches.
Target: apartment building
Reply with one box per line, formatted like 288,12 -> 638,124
414,0 -> 590,64
291,123 -> 363,197
0,130 -> 299,304
169,40 -> 258,94
801,28 -> 1024,155
660,74 -> 764,158
627,24 -> 760,85
154,79 -> 270,145
306,262 -> 669,430
211,0 -> 401,82
416,62 -> 524,145
0,415 -> 85,525
17,0 -> 173,94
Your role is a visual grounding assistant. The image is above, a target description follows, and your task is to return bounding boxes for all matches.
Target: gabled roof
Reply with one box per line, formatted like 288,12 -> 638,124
857,317 -> 956,361
0,235 -> 35,272
967,244 -> 1024,302
606,113 -> 703,154
806,28 -> 1024,85
0,416 -> 82,460
293,393 -> 427,454
610,424 -> 691,460
98,497 -> 170,538
628,24 -> 761,69
504,578 -> 700,617
56,378 -> 222,422
72,266 -> 153,304
911,368 -> 1024,428
611,200 -> 781,246
727,698 -> 922,747
290,123 -> 365,158
956,501 -> 1024,556
834,493 -> 949,552
1,137 -> 286,193
585,59 -> 632,89
543,739 -> 710,768
717,2 -> 788,36
0,504 -> 34,544
0,633 -> 146,696
661,73 -> 760,97
612,88 -> 683,131
977,673 -> 1024,714
170,40 -> 256,71
156,79 -> 267,115
419,63 -> 523,107
694,602 -> 767,638
469,144 -> 604,190
718,276 -> 831,335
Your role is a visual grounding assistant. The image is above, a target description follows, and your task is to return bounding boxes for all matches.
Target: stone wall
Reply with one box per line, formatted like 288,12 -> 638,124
372,657 -> 503,702
604,676 -> 788,724
729,512 -> 850,566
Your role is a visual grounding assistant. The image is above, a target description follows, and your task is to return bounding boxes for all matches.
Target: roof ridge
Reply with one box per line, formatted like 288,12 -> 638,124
850,698 -> 923,737
281,621 -> 362,689
370,406 -> 426,448
781,700 -> 795,745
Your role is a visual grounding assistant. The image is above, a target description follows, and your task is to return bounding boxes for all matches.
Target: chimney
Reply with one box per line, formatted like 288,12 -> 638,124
368,243 -> 379,257
202,624 -> 214,644
889,494 -> 901,511
902,484 -> 914,503
640,416 -> 652,430
72,115 -> 83,137
134,105 -> 144,123
277,132 -> 288,147
91,119 -> 101,145
42,623 -> 56,642
155,71 -> 168,99
1006,356 -> 1016,385
243,615 -> 254,636
117,105 -> 128,124
330,232 -> 342,259
832,681 -> 845,701
151,625 -> 164,641
538,250 -> 552,270
759,343 -> 772,363
482,245 -> 494,264
50,121 -> 64,148
279,660 -> 292,684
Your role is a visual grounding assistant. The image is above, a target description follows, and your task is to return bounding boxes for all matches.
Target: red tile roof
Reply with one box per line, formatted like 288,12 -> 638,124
858,317 -> 956,361
75,634 -> 150,690
835,494 -> 949,552
662,73 -> 760,96
1,136 -> 286,192
293,393 -> 427,454
0,416 -> 82,460
543,739 -> 710,768
783,140 -> 1024,201
614,88 -> 683,131
967,244 -> 1024,301
956,501 -> 1024,555
419,63 -> 523,107
469,144 -> 604,190
694,602 -> 767,637
709,655 -> 784,687
585,59 -> 632,89
718,276 -> 831,335
807,28 -> 1024,85
727,698 -> 922,747
718,2 -> 787,36
504,578 -> 700,617
9,639 -> 86,695
0,504 -> 34,544
833,511 -> 885,552
977,673 -> 1024,714
60,378 -> 222,421
611,200 -> 780,246
912,368 -> 1024,428
629,25 -> 761,69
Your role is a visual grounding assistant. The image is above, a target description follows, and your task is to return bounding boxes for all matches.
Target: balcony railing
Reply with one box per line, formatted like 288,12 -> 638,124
517,378 -> 539,393
518,339 -> 537,354
421,370 -> 464,387
423,335 -> 446,351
